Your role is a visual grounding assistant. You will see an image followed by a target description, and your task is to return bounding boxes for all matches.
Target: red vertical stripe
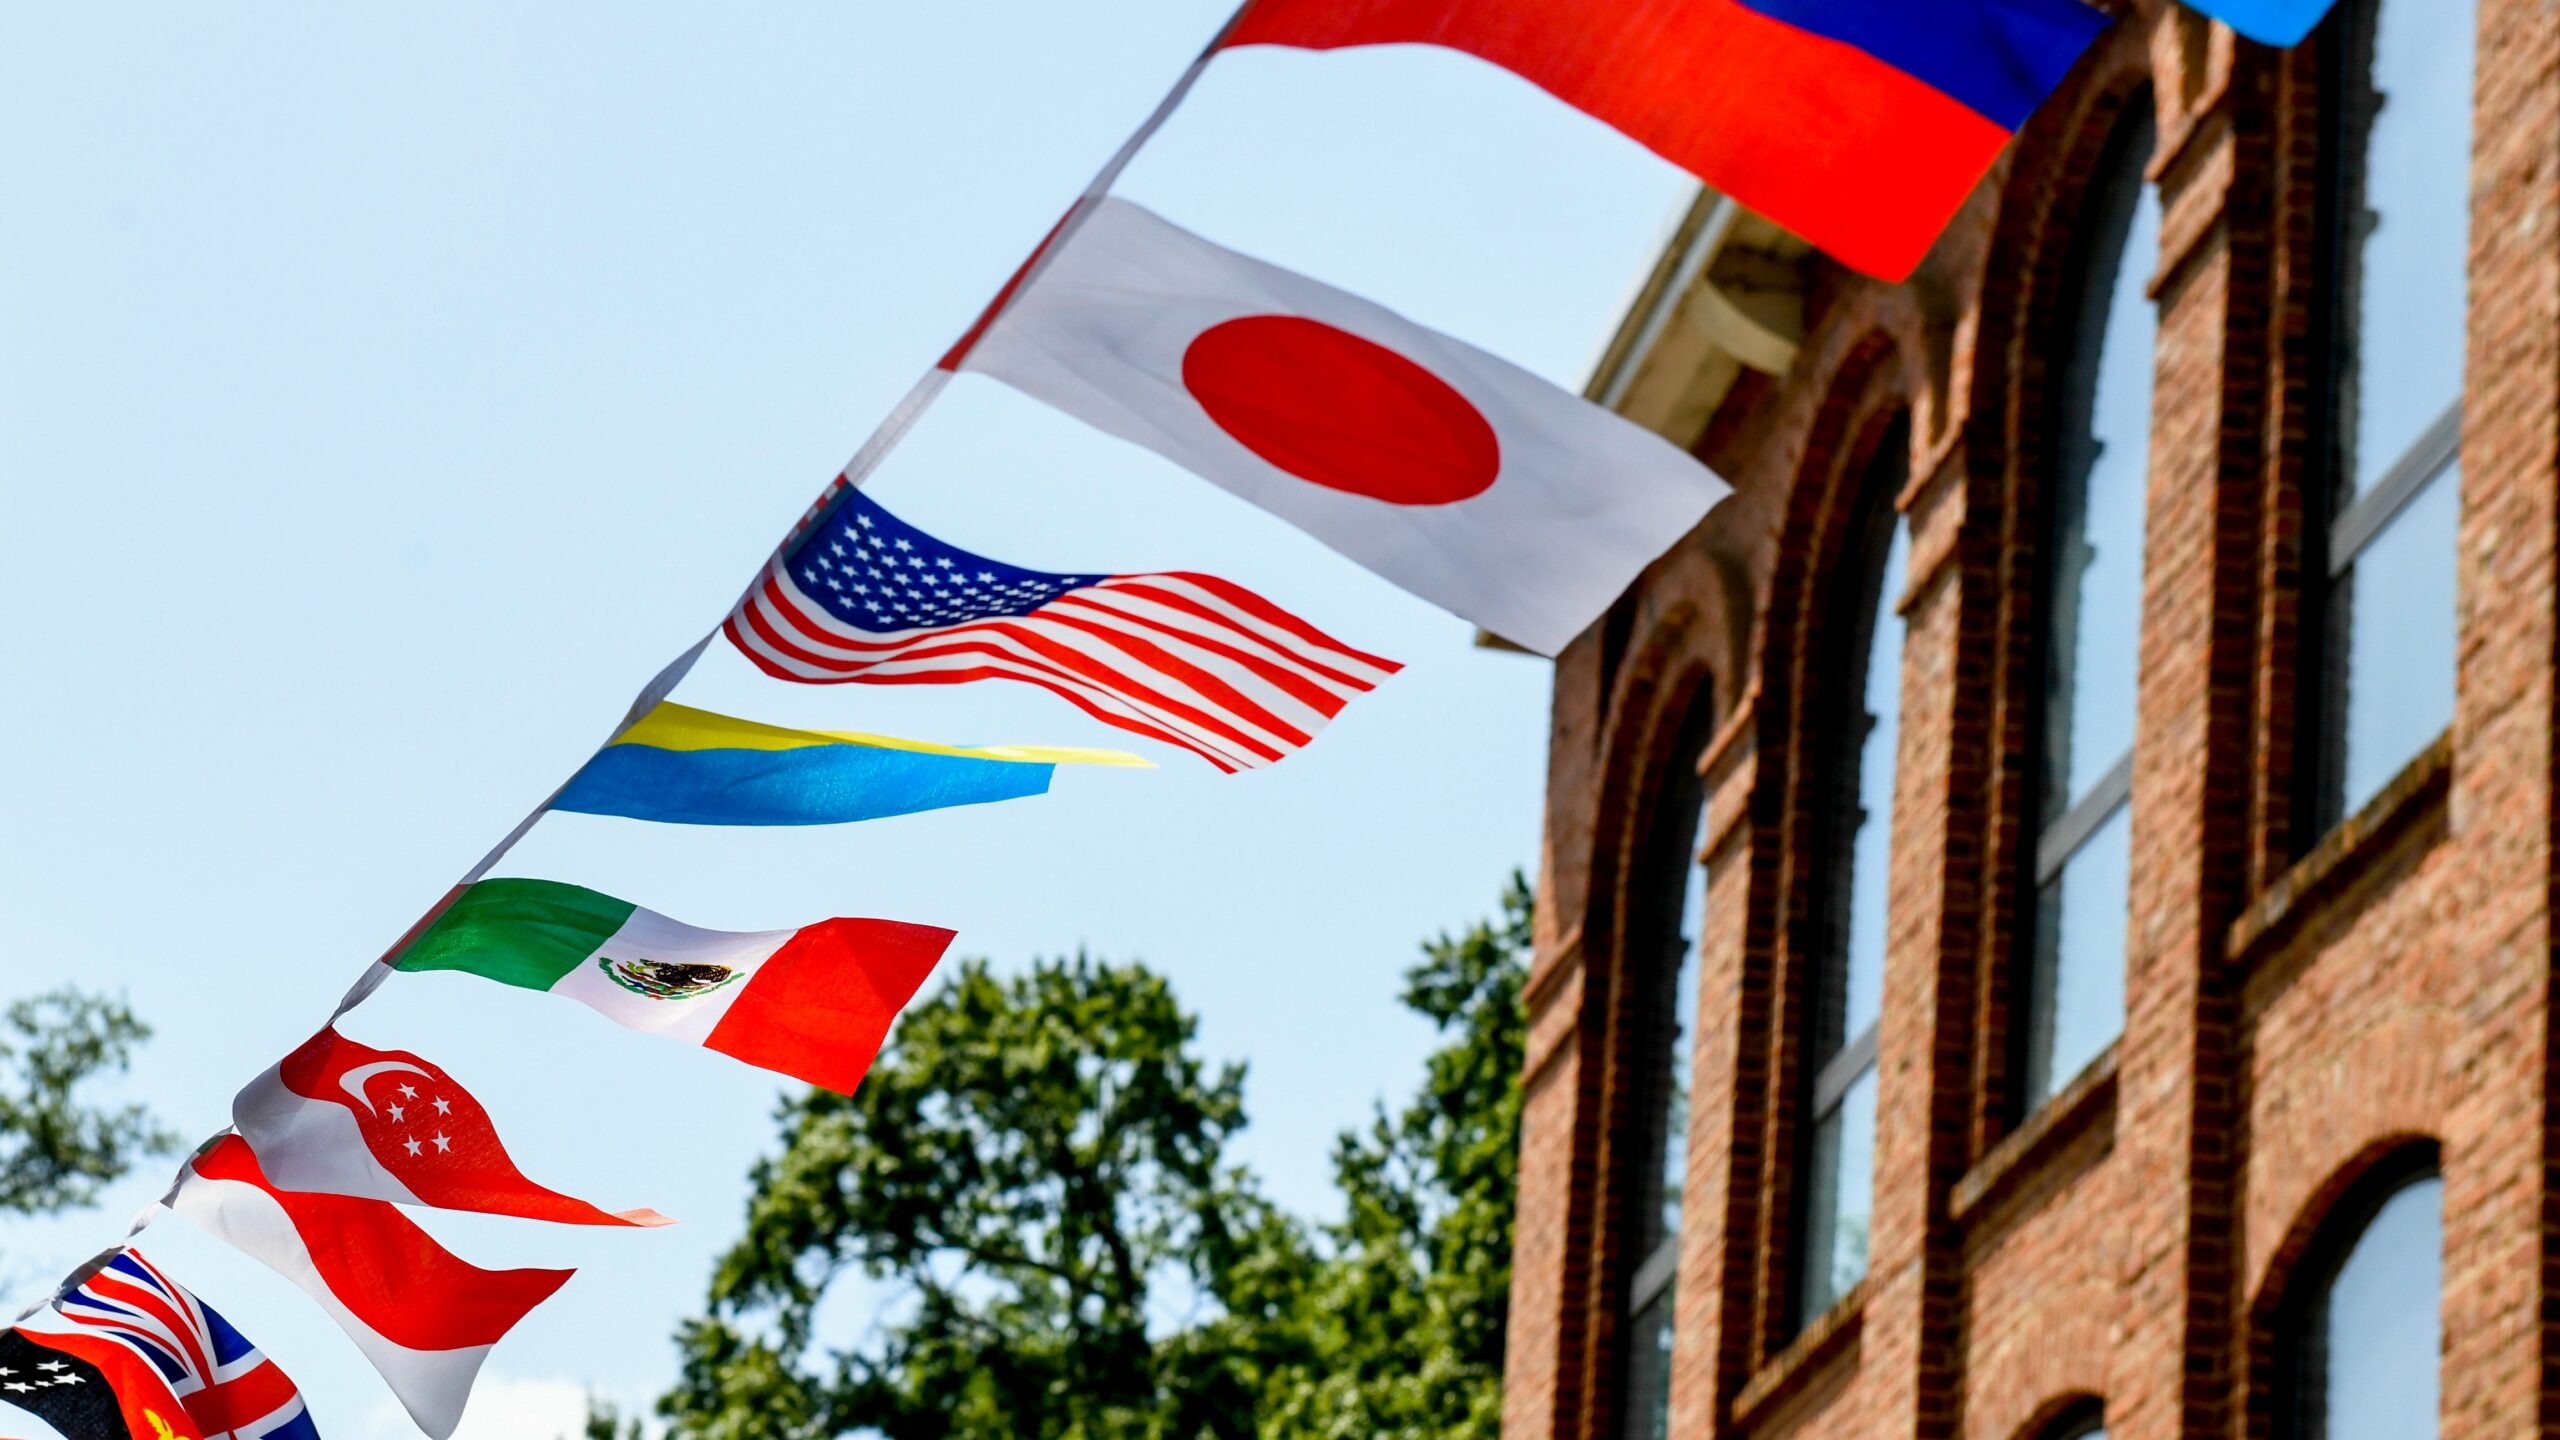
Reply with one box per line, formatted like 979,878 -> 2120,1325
706,918 -> 957,1094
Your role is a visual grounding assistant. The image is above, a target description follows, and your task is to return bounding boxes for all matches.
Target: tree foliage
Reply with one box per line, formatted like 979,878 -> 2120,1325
0,988 -> 175,1218
656,879 -> 1532,1440
666,954 -> 1309,1440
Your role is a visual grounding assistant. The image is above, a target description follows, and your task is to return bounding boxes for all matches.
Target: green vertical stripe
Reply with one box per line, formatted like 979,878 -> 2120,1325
390,877 -> 639,991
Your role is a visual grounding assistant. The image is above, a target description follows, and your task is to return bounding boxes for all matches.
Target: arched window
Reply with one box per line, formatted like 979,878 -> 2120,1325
1797,424 -> 1908,1328
1616,704 -> 1714,1440
2021,93 -> 2159,1110
2282,1162 -> 2444,1439
2305,0 -> 2474,835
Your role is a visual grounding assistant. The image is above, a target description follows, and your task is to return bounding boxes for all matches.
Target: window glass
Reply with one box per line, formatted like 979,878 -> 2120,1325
1837,518 -> 1910,1047
1798,1067 -> 1876,1320
1658,850 -> 1706,1241
2297,1174 -> 2443,1439
2333,0 -> 2474,500
1618,740 -> 1710,1440
1629,810 -> 1707,1263
2333,465 -> 2461,819
2024,802 -> 2130,1103
2042,100 -> 2158,822
1619,1288 -> 1675,1440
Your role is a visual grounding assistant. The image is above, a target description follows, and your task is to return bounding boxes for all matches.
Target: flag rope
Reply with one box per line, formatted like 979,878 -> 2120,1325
335,0 -> 1252,1019
12,0 -> 1257,1327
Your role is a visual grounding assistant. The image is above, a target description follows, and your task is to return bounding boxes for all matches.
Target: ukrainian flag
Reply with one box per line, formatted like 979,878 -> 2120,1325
552,701 -> 1147,826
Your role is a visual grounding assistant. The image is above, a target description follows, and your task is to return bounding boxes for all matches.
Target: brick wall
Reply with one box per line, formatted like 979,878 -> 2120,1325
1504,3 -> 2560,1438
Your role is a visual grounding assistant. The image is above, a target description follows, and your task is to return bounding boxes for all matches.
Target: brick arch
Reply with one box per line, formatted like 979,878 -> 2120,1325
1961,1285 -> 2116,1440
2239,1131 -> 2446,1440
1966,1306 -> 2109,1424
2240,1004 -> 2466,1303
2010,1389 -> 2111,1440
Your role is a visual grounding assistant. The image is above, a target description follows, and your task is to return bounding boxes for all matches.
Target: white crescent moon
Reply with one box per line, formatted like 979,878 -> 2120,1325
339,1060 -> 432,1113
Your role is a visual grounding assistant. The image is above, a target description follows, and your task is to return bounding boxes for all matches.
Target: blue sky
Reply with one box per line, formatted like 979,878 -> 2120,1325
0,5 -> 1689,1435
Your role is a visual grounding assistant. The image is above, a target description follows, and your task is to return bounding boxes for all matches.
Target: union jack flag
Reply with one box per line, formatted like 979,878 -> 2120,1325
726,487 -> 1399,771
53,1250 -> 319,1440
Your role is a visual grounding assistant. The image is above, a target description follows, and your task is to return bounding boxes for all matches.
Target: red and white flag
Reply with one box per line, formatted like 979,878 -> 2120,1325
233,1028 -> 670,1228
164,1135 -> 573,1440
949,198 -> 1728,655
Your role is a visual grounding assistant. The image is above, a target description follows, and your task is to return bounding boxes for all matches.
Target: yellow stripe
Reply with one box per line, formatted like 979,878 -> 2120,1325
611,700 -> 1153,768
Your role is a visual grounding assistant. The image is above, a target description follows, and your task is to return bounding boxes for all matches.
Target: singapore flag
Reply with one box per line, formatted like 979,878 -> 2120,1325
951,199 -> 1730,656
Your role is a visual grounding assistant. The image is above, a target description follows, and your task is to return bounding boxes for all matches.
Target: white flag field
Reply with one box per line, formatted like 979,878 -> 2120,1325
957,198 -> 1732,656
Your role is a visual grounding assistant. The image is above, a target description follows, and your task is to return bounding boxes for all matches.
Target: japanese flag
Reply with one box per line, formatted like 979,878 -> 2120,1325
951,199 -> 1729,655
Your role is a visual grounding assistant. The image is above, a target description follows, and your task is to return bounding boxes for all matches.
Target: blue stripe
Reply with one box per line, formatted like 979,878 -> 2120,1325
552,741 -> 1055,826
1735,0 -> 2109,129
2181,0 -> 2336,46
197,1293 -> 258,1368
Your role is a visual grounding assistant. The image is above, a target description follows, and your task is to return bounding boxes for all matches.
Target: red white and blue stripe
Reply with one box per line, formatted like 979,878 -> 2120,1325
54,1251 -> 320,1440
726,487 -> 1399,771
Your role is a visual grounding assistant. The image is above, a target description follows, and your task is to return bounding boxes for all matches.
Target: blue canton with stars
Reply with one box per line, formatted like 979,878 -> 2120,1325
783,488 -> 1102,633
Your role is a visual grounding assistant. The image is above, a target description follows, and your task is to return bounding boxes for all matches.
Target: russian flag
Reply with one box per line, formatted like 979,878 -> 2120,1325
1223,0 -> 2111,279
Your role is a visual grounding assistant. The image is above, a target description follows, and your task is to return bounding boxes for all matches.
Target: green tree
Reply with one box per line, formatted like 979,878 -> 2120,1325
654,879 -> 1532,1440
1260,875 -> 1529,1440
662,955 -> 1309,1440
0,988 -> 175,1219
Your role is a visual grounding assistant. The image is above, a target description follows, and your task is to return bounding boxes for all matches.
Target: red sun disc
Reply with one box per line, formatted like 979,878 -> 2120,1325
1180,314 -> 1501,506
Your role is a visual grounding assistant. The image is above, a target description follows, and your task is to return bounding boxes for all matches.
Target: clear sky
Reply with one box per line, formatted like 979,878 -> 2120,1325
0,6 -> 1690,1436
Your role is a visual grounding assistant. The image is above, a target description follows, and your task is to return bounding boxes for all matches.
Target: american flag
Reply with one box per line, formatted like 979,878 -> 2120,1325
725,487 -> 1399,771
52,1250 -> 319,1440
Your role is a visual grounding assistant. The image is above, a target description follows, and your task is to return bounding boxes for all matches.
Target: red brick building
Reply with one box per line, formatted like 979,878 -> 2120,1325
1504,3 -> 2549,1438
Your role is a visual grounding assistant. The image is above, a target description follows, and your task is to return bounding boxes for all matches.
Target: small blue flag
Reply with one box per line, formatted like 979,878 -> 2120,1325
2185,0 -> 2338,46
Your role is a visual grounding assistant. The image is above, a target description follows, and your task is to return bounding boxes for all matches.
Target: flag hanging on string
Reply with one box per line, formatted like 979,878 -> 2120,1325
1217,0 -> 2108,279
384,878 -> 953,1095
233,1027 -> 670,1227
0,1323 -> 196,1440
2175,0 -> 2336,44
950,198 -> 1727,656
726,485 -> 1399,771
165,1135 -> 571,1440
40,1249 -> 320,1440
552,700 -> 1147,827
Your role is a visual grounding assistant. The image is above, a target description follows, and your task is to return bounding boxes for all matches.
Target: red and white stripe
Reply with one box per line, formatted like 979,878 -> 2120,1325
167,1135 -> 572,1440
726,561 -> 1400,772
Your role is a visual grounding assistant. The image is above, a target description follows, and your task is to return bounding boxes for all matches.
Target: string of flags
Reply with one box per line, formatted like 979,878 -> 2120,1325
8,0 -> 2351,1435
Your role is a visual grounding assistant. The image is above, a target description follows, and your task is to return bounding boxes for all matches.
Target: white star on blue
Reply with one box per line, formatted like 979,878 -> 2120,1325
784,490 -> 1098,633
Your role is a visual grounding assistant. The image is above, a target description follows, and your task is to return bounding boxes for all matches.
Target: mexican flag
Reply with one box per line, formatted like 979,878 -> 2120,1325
386,878 -> 953,1094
